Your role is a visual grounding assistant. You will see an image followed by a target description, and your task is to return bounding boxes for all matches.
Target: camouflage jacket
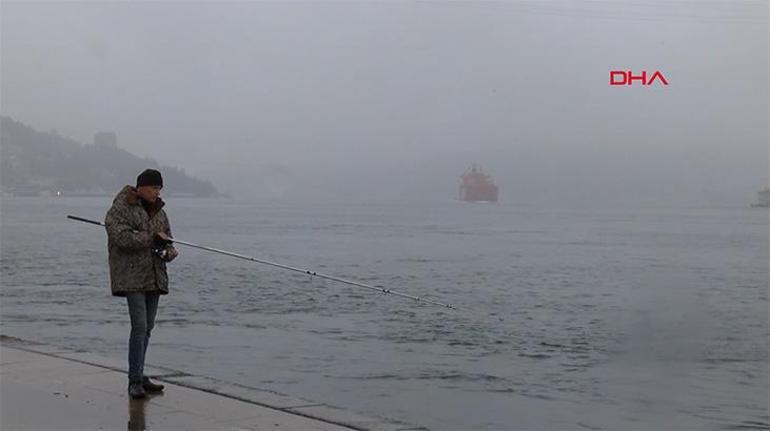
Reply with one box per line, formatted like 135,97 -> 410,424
104,186 -> 175,297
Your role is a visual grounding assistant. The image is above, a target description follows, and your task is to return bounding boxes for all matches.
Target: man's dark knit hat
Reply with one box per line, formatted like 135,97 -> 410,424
136,169 -> 163,188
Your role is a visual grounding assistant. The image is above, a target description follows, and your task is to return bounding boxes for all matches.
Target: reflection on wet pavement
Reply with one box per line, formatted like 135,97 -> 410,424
128,398 -> 146,431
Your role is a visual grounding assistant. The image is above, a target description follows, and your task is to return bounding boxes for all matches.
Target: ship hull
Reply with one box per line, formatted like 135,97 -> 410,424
460,185 -> 498,202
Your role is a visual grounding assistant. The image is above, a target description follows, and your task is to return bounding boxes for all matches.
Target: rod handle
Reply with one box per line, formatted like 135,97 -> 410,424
67,215 -> 104,226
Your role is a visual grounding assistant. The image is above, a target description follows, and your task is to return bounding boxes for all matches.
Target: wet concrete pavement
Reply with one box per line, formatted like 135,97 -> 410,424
0,336 -> 423,430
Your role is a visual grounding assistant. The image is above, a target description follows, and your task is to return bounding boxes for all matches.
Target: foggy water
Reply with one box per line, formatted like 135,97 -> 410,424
1,196 -> 767,430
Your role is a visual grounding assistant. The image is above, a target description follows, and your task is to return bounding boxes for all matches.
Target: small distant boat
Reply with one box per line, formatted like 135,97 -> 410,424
751,188 -> 769,207
459,164 -> 498,202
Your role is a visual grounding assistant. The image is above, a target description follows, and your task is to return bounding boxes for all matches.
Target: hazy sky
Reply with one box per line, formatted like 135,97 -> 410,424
1,1 -> 767,204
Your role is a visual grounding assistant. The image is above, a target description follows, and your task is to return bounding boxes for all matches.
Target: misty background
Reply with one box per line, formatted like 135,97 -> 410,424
1,1 -> 767,206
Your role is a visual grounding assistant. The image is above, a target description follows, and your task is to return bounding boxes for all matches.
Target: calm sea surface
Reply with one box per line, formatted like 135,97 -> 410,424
1,196 -> 768,430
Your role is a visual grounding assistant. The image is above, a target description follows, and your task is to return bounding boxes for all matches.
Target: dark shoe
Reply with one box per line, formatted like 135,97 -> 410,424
142,376 -> 164,393
128,381 -> 146,399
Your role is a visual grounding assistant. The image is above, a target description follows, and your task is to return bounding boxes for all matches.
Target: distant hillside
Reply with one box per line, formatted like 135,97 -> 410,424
0,116 -> 221,197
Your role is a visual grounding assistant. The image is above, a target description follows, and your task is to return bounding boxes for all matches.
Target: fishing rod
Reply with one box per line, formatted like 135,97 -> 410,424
67,215 -> 458,311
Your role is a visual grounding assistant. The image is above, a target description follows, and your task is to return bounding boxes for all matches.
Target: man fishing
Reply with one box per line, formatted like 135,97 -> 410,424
104,169 -> 179,399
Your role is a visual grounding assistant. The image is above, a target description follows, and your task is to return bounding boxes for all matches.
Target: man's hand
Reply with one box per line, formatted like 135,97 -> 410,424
165,247 -> 179,262
154,232 -> 172,245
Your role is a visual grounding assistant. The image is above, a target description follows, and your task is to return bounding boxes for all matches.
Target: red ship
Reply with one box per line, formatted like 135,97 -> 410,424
459,164 -> 498,202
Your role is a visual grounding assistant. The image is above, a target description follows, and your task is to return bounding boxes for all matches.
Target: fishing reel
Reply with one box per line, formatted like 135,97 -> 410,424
151,247 -> 171,261
152,233 -> 173,262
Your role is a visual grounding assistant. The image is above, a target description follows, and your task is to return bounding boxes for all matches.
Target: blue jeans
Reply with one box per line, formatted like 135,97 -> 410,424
126,292 -> 160,383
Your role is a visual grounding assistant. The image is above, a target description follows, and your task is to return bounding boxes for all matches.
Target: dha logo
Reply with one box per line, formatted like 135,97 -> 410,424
610,70 -> 669,86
